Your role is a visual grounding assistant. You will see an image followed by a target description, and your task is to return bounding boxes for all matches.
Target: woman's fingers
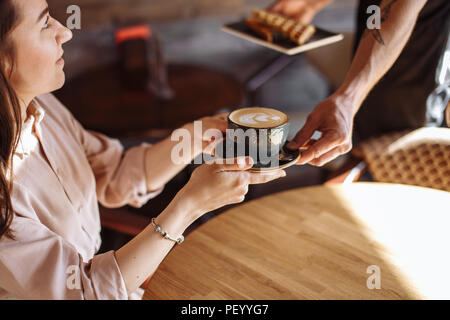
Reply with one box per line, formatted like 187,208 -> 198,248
248,170 -> 286,184
202,136 -> 225,156
214,112 -> 230,120
204,118 -> 228,133
208,156 -> 254,172
207,157 -> 285,183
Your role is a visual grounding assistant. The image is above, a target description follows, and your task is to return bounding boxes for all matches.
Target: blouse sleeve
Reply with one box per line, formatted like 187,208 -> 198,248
74,127 -> 164,208
51,95 -> 165,209
0,214 -> 129,300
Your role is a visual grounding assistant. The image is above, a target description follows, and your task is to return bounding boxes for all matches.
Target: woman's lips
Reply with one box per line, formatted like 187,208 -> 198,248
56,57 -> 64,66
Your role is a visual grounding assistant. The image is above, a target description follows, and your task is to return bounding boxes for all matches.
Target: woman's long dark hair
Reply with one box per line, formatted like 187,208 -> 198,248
0,0 -> 22,240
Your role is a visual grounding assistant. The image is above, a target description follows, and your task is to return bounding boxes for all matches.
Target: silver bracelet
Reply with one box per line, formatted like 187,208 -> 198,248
151,218 -> 184,244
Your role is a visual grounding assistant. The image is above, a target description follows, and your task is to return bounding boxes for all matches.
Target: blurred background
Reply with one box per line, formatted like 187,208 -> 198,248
47,0 -> 359,251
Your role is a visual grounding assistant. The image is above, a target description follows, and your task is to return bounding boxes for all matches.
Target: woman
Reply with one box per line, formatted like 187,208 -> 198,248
0,0 -> 286,299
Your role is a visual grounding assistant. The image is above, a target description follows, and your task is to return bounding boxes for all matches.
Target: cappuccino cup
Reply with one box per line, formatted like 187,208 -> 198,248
226,107 -> 290,167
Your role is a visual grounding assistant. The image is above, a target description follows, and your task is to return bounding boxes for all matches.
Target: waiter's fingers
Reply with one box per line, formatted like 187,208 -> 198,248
287,117 -> 318,151
296,131 -> 341,165
308,143 -> 352,167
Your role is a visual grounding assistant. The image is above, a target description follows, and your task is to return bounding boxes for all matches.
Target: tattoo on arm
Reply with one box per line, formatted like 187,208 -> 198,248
381,0 -> 398,22
370,29 -> 385,45
362,0 -> 399,46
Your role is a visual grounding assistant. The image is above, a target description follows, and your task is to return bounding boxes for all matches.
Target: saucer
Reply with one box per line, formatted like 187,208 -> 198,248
249,143 -> 300,172
215,140 -> 300,172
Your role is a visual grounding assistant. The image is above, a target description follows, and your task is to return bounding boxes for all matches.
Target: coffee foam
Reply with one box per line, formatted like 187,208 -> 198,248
229,107 -> 288,128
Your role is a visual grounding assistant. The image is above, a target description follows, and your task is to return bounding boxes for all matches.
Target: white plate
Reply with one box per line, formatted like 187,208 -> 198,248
222,20 -> 344,56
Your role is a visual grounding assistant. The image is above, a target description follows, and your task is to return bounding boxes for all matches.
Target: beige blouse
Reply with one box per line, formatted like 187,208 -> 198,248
0,93 -> 164,299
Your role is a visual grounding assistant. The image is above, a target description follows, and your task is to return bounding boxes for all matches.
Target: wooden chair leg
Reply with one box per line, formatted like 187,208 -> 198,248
325,153 -> 367,185
100,206 -> 151,236
325,160 -> 366,184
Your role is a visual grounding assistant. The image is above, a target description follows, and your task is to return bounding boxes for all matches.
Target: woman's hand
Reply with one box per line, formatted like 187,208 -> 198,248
194,112 -> 229,135
116,156 -> 284,294
267,0 -> 333,24
183,112 -> 229,158
144,113 -> 229,192
176,156 -> 286,219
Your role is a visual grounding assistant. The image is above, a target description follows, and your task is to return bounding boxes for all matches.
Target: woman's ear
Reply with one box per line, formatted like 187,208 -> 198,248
1,54 -> 13,79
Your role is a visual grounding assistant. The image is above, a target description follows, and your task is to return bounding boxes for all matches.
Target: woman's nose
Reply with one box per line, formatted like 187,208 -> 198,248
57,25 -> 73,45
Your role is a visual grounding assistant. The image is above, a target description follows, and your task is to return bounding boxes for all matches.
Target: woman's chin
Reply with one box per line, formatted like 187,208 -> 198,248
53,72 -> 66,90
41,80 -> 65,96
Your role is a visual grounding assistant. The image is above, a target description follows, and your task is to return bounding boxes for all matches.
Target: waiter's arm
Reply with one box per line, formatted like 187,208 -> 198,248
336,0 -> 428,117
288,0 -> 428,166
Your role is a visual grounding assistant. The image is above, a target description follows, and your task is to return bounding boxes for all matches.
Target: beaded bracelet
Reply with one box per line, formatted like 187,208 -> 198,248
151,218 -> 185,244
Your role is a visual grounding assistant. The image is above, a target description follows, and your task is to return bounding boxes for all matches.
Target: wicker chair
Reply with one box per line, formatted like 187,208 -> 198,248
327,127 -> 450,192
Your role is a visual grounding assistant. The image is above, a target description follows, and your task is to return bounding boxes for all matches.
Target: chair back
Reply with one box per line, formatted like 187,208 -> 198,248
359,128 -> 450,192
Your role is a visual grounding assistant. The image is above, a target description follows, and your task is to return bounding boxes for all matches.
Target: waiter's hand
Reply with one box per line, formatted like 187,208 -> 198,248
267,0 -> 334,24
287,95 -> 354,166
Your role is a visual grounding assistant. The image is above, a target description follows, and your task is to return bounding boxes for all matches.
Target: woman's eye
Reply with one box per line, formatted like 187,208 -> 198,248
43,16 -> 50,29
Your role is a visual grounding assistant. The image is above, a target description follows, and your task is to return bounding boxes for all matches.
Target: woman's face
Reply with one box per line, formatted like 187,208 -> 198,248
7,0 -> 72,102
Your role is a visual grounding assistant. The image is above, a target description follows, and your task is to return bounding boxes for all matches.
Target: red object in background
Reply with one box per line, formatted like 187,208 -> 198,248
115,25 -> 152,44
115,24 -> 153,92
115,24 -> 173,98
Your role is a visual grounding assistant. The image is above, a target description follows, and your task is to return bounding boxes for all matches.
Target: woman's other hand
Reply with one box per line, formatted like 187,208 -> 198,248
183,112 -> 229,157
177,156 -> 286,219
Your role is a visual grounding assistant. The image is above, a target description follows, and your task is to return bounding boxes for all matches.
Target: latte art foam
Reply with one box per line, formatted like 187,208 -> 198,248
229,107 -> 288,128
239,114 -> 281,125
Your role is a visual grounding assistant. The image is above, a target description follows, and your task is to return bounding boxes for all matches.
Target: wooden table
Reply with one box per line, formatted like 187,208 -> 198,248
143,183 -> 450,300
